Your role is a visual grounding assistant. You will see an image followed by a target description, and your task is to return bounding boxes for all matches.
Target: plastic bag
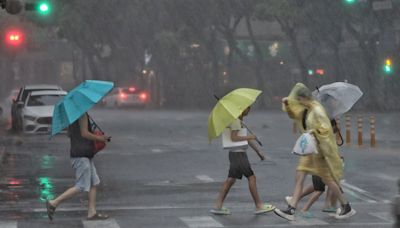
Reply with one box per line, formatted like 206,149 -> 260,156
292,132 -> 318,156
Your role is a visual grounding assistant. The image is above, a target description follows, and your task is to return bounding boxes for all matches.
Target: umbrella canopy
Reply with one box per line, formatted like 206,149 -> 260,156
312,82 -> 363,118
51,80 -> 114,136
208,88 -> 262,142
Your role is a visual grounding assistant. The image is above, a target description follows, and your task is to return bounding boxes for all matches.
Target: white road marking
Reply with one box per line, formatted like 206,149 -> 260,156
151,148 -> 163,153
369,212 -> 393,222
258,222 -> 393,227
290,217 -> 328,226
341,181 -> 379,203
373,173 -> 398,181
83,219 -> 120,228
196,175 -> 215,183
0,222 -> 17,228
180,216 -> 223,228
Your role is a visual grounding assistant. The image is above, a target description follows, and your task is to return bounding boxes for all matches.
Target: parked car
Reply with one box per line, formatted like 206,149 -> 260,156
102,87 -> 150,108
21,90 -> 67,134
11,84 -> 63,131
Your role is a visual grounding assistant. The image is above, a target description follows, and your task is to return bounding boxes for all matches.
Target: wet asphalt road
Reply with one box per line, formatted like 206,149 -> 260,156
0,109 -> 398,228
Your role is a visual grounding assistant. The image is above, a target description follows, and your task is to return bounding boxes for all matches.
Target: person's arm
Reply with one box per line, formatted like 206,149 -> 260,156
230,130 -> 255,142
79,115 -> 108,142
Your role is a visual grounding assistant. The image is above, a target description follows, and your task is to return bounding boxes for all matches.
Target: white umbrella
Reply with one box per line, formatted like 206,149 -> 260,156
312,82 -> 363,119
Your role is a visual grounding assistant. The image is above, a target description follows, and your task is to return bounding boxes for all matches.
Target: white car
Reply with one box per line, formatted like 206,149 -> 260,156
21,90 -> 67,134
102,87 -> 150,108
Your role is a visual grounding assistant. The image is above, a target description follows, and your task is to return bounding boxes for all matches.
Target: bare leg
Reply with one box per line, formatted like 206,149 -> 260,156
88,185 -> 97,218
330,188 -> 338,207
301,185 -> 315,199
290,171 -> 307,208
325,181 -> 348,205
324,188 -> 332,208
215,178 -> 236,209
302,191 -> 323,212
247,175 -> 263,209
49,187 -> 80,208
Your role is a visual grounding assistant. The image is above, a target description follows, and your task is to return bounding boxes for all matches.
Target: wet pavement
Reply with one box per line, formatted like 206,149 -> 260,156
0,109 -> 398,227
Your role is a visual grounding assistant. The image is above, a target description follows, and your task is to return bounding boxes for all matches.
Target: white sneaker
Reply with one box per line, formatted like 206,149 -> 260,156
285,196 -> 293,206
334,208 -> 356,219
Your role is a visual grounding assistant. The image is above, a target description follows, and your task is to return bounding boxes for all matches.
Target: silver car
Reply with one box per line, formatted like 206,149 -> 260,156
21,90 -> 67,134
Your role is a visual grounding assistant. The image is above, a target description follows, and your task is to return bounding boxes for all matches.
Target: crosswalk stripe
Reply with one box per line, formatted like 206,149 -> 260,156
196,175 -> 215,183
290,217 -> 329,226
83,218 -> 120,228
369,212 -> 393,222
180,216 -> 223,228
341,181 -> 379,203
0,221 -> 17,228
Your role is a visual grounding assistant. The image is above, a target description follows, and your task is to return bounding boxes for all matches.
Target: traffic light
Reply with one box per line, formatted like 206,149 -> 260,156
344,0 -> 357,4
5,29 -> 24,47
25,1 -> 51,15
308,69 -> 314,76
384,58 -> 393,74
315,69 -> 325,76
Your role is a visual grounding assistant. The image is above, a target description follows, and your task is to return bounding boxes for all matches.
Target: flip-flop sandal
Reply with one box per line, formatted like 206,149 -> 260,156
322,207 -> 337,213
87,213 -> 109,220
254,204 -> 276,215
46,200 -> 56,221
210,207 -> 231,215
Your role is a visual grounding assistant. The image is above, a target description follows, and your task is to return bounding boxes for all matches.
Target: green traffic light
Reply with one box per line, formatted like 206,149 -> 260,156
38,2 -> 51,14
384,65 -> 392,73
39,3 -> 49,12
344,0 -> 356,4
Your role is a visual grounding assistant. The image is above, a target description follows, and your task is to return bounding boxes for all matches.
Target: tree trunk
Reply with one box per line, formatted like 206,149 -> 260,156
245,17 -> 267,108
287,30 -> 309,86
332,46 -> 343,82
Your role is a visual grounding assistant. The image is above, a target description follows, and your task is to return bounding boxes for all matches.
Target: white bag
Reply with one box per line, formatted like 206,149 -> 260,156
292,132 -> 318,156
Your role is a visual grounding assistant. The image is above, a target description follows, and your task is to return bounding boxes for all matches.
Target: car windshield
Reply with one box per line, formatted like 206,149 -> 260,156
27,95 -> 64,106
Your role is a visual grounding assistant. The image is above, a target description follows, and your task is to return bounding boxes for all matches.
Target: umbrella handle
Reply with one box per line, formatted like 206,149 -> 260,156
255,137 -> 263,147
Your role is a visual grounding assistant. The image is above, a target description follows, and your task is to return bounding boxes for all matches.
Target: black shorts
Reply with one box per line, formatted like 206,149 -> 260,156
228,152 -> 254,179
312,175 -> 326,192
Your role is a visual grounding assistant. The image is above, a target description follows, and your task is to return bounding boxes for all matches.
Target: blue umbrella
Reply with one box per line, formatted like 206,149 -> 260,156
51,80 -> 114,136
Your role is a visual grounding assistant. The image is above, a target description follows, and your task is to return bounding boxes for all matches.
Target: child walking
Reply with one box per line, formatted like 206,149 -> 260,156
210,107 -> 275,215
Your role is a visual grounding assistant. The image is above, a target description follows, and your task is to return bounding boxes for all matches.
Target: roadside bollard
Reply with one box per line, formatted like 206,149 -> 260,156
358,115 -> 363,146
370,115 -> 376,147
346,114 -> 351,144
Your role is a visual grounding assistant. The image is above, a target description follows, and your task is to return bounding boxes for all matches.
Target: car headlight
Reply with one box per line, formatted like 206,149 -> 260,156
23,115 -> 36,122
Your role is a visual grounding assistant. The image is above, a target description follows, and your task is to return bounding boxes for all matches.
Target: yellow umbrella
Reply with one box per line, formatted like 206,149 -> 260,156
208,88 -> 262,142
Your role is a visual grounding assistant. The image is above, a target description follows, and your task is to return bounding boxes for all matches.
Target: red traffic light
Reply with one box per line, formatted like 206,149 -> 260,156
5,29 -> 24,46
315,69 -> 325,76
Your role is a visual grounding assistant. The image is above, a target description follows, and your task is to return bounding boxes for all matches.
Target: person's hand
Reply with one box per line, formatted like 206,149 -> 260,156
259,154 -> 266,161
282,97 -> 289,106
98,135 -> 111,142
248,134 -> 257,141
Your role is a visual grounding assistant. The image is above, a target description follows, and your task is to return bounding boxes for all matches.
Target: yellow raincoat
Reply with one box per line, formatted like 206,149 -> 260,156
283,83 -> 344,184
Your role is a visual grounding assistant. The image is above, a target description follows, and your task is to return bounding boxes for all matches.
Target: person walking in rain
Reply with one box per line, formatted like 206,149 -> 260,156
46,113 -> 110,221
274,83 -> 356,221
47,80 -> 114,221
208,88 -> 274,215
210,106 -> 274,215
